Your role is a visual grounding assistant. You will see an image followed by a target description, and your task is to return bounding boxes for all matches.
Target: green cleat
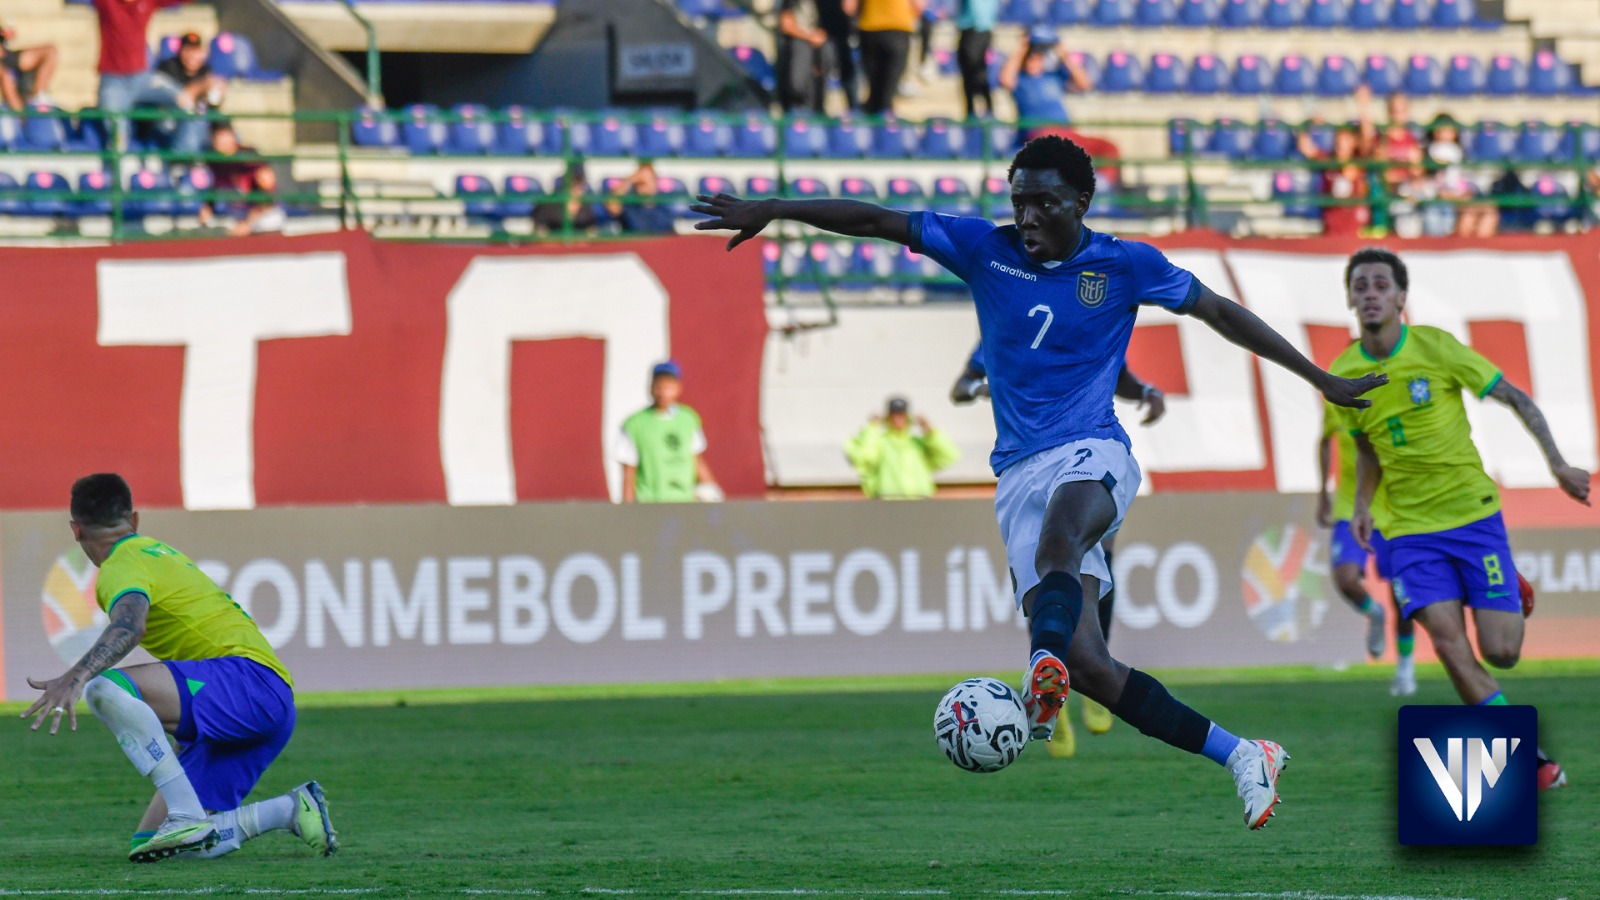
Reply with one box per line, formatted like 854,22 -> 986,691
290,781 -> 339,857
128,817 -> 217,863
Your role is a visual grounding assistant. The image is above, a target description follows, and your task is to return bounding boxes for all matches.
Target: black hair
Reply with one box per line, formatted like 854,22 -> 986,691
1008,135 -> 1096,199
1344,247 -> 1408,291
71,473 -> 133,527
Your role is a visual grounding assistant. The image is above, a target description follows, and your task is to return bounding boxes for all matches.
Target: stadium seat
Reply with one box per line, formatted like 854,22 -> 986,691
871,117 -> 917,158
1186,53 -> 1228,93
454,174 -> 498,219
1145,53 -> 1187,93
156,34 -> 183,62
0,111 -> 19,150
1555,122 -> 1599,162
1388,0 -> 1427,28
635,116 -> 683,158
401,105 -> 447,154
1232,54 -> 1269,93
1219,0 -> 1263,26
447,105 -> 495,154
1169,118 -> 1212,154
0,172 -> 21,215
840,241 -> 889,292
745,176 -> 780,198
731,46 -> 776,94
1530,175 -> 1575,225
1513,122 -> 1560,163
1177,0 -> 1220,25
1262,0 -> 1304,28
1272,169 -> 1320,219
788,177 -> 830,199
584,116 -> 635,156
174,167 -> 211,216
351,107 -> 398,148
782,117 -> 825,158
761,241 -> 781,281
678,0 -> 733,19
1208,118 -> 1255,158
76,170 -> 113,216
1001,0 -> 1047,25
1347,0 -> 1386,28
19,106 -> 67,151
1468,122 -> 1513,162
1065,50 -> 1103,87
1099,52 -> 1144,92
126,170 -> 175,218
492,106 -> 537,156
919,118 -> 962,159
696,175 -> 734,199
1304,0 -> 1346,27
930,47 -> 959,77
839,177 -> 880,201
24,171 -> 71,216
1402,54 -> 1443,94
931,176 -> 978,217
1091,0 -> 1135,26
982,176 -> 1011,219
1443,54 -> 1485,96
1315,55 -> 1359,96
682,114 -> 731,157
1528,51 -> 1572,96
209,32 -> 279,80
1273,54 -> 1314,94
1485,55 -> 1526,96
894,246 -> 941,283
1254,119 -> 1296,160
1135,0 -> 1178,26
728,116 -> 776,157
500,174 -> 544,217
1363,54 -> 1401,94
1430,0 -> 1473,28
966,120 -> 1017,159
887,178 -> 926,203
825,118 -> 870,158
1300,121 -> 1335,156
1050,0 -> 1093,24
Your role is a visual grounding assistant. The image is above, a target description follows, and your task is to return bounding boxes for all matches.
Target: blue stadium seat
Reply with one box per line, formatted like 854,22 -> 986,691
1347,0 -> 1386,28
1388,0 -> 1428,28
761,241 -> 780,281
401,105 -> 446,154
1135,0 -> 1178,26
448,104 -> 495,154
76,171 -> 113,216
0,111 -> 20,150
1468,121 -> 1513,161
175,167 -> 211,216
1273,54 -> 1314,94
1001,0 -> 1047,24
1207,118 -> 1255,158
655,176 -> 691,217
1253,119 -> 1296,160
1513,122 -> 1560,163
500,174 -> 544,217
1065,50 -> 1102,87
782,117 -> 825,158
1443,54 -> 1485,95
931,47 -> 959,77
20,106 -> 67,151
745,176 -> 780,198
1232,53 -> 1269,93
920,118 -> 963,159
678,0 -> 729,19
729,116 -> 776,157
696,175 -> 734,199
1272,169 -> 1320,219
894,246 -> 941,283
126,170 -> 175,218
156,34 -> 183,62
825,118 -> 870,158
1099,51 -> 1144,92
1530,175 -> 1575,225
931,176 -> 978,217
871,117 -> 917,158
840,242 -> 888,292
1485,55 -> 1526,95
1528,51 -> 1572,96
1168,118 -> 1211,155
635,115 -> 683,158
839,177 -> 880,201
454,174 -> 498,219
1304,0 -> 1346,27
1317,55 -> 1359,95
1262,0 -> 1304,28
1219,0 -> 1263,26
1363,54 -> 1401,94
209,32 -> 279,80
583,116 -> 635,156
982,176 -> 1011,219
1186,53 -> 1228,92
1556,122 -> 1599,162
492,107 -> 537,156
1091,0 -> 1135,26
0,173 -> 21,215
966,120 -> 1017,158
1403,54 -> 1443,94
1145,53 -> 1186,92
351,107 -> 397,148
1050,0 -> 1093,24
1177,0 -> 1220,24
1300,121 -> 1335,156
886,178 -> 926,203
731,46 -> 776,94
682,114 -> 731,157
24,171 -> 71,216
1430,0 -> 1473,27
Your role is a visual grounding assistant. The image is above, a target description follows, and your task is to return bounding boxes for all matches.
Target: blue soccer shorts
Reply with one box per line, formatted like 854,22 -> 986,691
1387,512 -> 1520,620
1331,520 -> 1393,580
162,657 -> 296,811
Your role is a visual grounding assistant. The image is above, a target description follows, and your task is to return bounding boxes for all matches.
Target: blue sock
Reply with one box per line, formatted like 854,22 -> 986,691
1201,722 -> 1243,767
1029,571 -> 1083,661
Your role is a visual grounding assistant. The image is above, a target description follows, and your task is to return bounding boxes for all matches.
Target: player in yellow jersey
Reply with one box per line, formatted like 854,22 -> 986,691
1317,398 -> 1417,695
1330,248 -> 1589,791
21,474 -> 340,861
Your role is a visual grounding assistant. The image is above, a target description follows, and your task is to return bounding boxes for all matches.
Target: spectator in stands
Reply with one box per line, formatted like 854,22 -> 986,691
844,397 -> 959,500
1422,114 -> 1497,238
95,0 -> 191,119
778,0 -> 837,113
606,160 -> 676,234
199,121 -> 283,236
534,160 -> 599,234
1355,87 -> 1424,235
618,361 -> 721,504
815,0 -> 859,110
999,28 -> 1093,133
846,0 -> 923,115
1490,167 -> 1534,232
155,33 -> 228,154
1297,123 -> 1371,237
954,0 -> 998,119
0,19 -> 58,109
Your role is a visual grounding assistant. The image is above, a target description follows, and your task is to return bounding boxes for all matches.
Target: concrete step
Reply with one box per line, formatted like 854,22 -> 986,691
277,1 -> 555,53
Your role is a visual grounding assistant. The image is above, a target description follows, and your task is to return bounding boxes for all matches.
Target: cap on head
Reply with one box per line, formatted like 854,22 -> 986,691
652,360 -> 682,380
180,31 -> 203,48
1028,25 -> 1059,47
70,473 -> 133,528
886,396 -> 910,415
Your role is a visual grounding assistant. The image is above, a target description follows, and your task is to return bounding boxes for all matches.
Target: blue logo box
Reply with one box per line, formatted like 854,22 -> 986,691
1398,705 -> 1537,846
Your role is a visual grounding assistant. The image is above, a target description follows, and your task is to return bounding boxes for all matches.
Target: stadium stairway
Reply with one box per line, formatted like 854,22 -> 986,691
276,0 -> 558,54
1507,0 -> 1600,87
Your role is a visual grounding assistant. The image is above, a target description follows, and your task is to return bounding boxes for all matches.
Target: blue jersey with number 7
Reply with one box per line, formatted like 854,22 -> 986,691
909,212 -> 1199,474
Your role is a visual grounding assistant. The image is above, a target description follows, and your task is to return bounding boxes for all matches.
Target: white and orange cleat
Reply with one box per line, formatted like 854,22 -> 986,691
1229,739 -> 1289,830
1023,649 -> 1069,742
1538,758 -> 1567,791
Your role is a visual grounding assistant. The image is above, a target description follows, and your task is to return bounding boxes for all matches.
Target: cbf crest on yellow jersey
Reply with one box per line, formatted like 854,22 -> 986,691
94,534 -> 293,688
1329,325 -> 1503,538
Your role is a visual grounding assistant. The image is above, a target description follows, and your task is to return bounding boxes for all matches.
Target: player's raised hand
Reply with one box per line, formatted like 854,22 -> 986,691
1321,372 -> 1388,409
691,193 -> 774,251
21,674 -> 83,735
1553,464 -> 1592,506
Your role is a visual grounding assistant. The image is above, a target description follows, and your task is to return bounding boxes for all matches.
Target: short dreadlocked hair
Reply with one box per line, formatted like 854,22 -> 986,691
1344,247 -> 1408,292
1007,135 -> 1096,199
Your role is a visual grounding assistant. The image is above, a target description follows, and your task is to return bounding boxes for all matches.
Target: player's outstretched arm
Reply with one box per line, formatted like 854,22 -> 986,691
21,592 -> 149,734
1487,378 -> 1592,505
1187,286 -> 1386,408
691,194 -> 912,251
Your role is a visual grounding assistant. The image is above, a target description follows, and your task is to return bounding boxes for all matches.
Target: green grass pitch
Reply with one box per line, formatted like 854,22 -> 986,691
2,660 -> 1595,899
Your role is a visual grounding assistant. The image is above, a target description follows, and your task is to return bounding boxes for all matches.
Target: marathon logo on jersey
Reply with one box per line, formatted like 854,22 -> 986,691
1077,271 -> 1108,308
988,260 -> 1038,282
1398,705 -> 1537,845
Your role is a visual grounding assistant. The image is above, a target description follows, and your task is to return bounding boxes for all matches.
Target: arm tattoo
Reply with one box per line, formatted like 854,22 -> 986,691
69,594 -> 149,683
1489,379 -> 1566,470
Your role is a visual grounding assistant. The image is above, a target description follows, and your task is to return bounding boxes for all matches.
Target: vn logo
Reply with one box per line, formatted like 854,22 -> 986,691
1398,706 -> 1537,846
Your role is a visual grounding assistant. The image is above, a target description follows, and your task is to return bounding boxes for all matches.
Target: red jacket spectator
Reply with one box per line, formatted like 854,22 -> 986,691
95,0 -> 188,76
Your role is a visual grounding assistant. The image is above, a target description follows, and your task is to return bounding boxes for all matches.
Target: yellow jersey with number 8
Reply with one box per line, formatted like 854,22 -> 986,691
94,534 -> 293,688
1329,325 -> 1502,539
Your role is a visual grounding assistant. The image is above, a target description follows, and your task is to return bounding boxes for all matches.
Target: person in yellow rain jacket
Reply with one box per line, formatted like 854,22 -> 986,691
845,396 -> 960,499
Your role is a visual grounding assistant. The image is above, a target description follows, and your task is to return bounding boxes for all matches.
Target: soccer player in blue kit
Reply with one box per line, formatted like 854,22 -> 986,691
694,136 -> 1385,829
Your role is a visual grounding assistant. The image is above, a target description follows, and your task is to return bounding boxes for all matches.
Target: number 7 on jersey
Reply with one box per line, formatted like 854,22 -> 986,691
1028,304 -> 1054,349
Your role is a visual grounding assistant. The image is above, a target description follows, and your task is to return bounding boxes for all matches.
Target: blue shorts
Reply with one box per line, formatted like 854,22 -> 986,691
162,657 -> 296,811
1387,512 -> 1520,620
1330,521 -> 1392,580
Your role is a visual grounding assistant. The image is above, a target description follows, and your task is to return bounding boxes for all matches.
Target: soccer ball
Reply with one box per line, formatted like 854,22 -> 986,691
933,677 -> 1029,773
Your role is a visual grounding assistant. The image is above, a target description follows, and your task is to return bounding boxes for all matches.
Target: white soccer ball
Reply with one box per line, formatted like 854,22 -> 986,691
933,677 -> 1030,773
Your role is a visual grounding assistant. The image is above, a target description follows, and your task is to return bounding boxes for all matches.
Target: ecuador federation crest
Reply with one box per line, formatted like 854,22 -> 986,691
1077,271 -> 1108,308
1409,377 -> 1431,405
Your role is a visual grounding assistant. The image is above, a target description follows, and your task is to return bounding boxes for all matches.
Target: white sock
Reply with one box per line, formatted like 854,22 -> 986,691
188,809 -> 243,859
1224,738 -> 1258,769
84,676 -> 207,820
187,794 -> 299,860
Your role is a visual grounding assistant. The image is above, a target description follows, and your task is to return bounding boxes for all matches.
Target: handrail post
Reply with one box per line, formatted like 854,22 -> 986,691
338,0 -> 383,106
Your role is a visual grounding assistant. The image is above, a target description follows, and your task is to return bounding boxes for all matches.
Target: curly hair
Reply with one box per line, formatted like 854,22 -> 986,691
1344,247 -> 1408,292
1007,135 -> 1097,198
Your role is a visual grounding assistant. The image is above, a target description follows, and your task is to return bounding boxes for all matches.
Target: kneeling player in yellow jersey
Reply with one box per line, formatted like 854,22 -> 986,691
1331,248 -> 1589,791
21,474 -> 339,862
